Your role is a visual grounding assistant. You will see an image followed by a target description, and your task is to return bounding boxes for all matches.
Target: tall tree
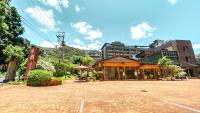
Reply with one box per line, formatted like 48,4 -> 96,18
3,45 -> 24,81
0,0 -> 24,64
0,0 -> 26,82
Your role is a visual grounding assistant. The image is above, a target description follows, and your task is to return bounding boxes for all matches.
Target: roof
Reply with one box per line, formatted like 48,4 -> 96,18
96,56 -> 160,68
98,56 -> 140,63
101,43 -> 110,50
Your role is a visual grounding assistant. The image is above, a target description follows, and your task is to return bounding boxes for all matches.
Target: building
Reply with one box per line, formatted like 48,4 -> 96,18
95,56 -> 160,80
85,50 -> 102,61
137,40 -> 199,77
137,50 -> 180,65
101,41 -> 148,59
195,54 -> 200,65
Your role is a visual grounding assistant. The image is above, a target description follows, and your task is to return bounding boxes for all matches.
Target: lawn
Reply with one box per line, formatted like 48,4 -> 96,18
0,80 -> 199,113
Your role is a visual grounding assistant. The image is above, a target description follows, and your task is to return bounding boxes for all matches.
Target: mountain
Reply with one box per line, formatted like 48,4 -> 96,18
39,45 -> 85,59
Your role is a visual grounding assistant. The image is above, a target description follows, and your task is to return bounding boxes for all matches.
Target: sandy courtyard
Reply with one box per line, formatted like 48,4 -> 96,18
0,79 -> 200,113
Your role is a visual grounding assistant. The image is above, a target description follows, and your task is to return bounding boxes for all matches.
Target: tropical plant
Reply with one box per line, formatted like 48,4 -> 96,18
158,56 -> 187,79
83,56 -> 94,66
177,71 -> 187,79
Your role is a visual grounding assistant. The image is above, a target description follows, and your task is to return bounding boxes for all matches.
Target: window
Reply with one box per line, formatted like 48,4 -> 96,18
183,47 -> 186,51
183,46 -> 189,51
185,57 -> 189,62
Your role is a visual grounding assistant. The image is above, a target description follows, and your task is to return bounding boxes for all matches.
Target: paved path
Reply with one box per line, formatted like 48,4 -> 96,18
0,80 -> 200,113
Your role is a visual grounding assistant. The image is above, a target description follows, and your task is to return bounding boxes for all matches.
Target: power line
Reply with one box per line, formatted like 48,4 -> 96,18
21,17 -> 54,44
22,20 -> 53,45
28,0 -> 53,28
14,2 -> 56,46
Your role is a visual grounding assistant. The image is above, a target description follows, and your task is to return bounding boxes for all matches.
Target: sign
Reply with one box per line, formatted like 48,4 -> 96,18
23,48 -> 40,80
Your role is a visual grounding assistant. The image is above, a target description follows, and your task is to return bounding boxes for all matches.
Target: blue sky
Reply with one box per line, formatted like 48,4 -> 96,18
11,0 -> 200,54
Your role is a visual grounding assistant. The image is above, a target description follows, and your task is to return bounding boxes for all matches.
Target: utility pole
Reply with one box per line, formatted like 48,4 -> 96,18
56,32 -> 65,62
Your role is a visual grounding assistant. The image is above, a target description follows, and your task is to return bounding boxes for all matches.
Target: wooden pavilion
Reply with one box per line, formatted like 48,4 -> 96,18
95,56 -> 161,80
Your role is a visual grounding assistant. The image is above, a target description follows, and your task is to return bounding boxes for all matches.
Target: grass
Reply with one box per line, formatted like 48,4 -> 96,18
7,80 -> 27,85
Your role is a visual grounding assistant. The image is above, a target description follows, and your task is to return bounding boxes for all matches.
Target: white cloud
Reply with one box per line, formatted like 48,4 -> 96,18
39,0 -> 69,12
40,41 -> 56,48
72,21 -> 103,40
40,28 -> 48,33
70,39 -> 102,50
75,4 -> 80,12
168,0 -> 177,6
25,6 -> 57,31
193,44 -> 200,49
130,22 -> 154,40
74,38 -> 82,44
87,40 -> 102,50
70,38 -> 87,50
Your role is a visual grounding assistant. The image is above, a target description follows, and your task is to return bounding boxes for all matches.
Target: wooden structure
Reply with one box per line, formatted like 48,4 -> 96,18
95,56 -> 160,80
74,65 -> 94,82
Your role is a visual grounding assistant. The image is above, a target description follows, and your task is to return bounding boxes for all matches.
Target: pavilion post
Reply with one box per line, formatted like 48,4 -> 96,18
153,69 -> 156,79
135,68 -> 139,80
103,67 -> 106,81
123,66 -> 126,80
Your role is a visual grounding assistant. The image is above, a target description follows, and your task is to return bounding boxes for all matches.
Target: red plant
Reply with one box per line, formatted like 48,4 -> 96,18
50,78 -> 62,86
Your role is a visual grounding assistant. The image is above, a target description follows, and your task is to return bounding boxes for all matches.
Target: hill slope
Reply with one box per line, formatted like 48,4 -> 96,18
40,46 -> 85,59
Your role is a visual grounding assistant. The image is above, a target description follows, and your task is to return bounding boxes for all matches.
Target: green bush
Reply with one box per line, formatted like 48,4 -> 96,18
0,71 -> 6,78
53,62 -> 75,77
18,59 -> 28,80
27,69 -> 53,86
53,62 -> 68,77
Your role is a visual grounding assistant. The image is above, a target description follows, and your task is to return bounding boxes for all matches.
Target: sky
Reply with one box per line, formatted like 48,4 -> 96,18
11,0 -> 200,54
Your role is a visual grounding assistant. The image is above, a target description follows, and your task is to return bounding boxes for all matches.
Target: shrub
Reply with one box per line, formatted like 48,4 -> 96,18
0,71 -> 6,78
53,62 -> 68,77
27,69 -> 53,86
18,58 -> 28,80
177,71 -> 187,79
50,77 -> 62,86
53,62 -> 75,77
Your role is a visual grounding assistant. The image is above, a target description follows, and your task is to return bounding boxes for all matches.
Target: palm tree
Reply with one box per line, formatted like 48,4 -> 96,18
158,56 -> 173,78
83,56 -> 94,66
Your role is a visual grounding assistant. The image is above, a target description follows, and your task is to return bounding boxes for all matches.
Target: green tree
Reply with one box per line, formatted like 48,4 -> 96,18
83,56 -> 94,66
158,56 -> 173,77
158,56 -> 187,79
70,55 -> 83,65
3,45 -> 24,82
0,0 -> 24,63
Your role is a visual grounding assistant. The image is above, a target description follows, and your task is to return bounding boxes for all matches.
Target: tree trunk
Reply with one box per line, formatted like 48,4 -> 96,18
3,60 -> 19,82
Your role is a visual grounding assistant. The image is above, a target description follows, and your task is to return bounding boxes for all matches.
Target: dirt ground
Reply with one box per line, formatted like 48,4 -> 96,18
0,80 -> 200,113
